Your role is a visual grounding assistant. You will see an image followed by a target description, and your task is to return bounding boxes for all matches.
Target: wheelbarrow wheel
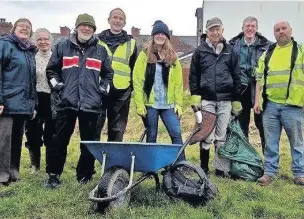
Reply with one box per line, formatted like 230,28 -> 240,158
96,167 -> 131,212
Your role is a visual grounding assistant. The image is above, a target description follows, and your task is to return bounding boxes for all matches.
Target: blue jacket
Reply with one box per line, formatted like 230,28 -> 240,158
46,33 -> 114,113
0,34 -> 36,115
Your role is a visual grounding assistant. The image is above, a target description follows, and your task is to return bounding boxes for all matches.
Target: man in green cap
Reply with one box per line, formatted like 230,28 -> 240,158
44,13 -> 114,188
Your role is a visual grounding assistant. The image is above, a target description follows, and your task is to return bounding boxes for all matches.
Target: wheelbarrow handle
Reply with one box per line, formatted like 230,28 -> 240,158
172,126 -> 201,165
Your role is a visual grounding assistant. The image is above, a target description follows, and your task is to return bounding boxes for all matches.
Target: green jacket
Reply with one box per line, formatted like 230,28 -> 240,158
133,51 -> 183,109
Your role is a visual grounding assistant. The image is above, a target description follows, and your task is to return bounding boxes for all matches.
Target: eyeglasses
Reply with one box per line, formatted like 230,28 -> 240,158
17,24 -> 31,30
37,38 -> 50,42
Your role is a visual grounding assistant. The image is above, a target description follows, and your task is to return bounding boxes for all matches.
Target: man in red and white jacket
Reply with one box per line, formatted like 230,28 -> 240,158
45,13 -> 113,188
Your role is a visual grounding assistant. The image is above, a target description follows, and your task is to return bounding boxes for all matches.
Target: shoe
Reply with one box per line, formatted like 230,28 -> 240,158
78,177 -> 91,185
257,174 -> 273,186
0,182 -> 9,187
215,169 -> 228,178
30,165 -> 40,175
44,174 -> 61,189
294,177 -> 304,186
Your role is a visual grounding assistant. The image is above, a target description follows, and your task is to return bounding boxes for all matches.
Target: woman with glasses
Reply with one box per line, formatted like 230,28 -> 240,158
24,28 -> 55,174
0,18 -> 36,186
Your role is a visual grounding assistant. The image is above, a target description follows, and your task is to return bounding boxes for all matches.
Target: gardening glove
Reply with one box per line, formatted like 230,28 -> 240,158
174,105 -> 183,119
53,82 -> 64,94
137,107 -> 147,118
232,101 -> 242,116
190,95 -> 201,106
99,83 -> 110,96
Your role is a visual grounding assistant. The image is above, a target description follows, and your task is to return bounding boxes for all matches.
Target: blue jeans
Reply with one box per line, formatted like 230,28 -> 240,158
263,101 -> 304,178
146,107 -> 185,161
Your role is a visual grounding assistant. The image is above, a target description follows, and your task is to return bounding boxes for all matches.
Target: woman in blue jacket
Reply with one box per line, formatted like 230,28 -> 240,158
0,18 -> 36,186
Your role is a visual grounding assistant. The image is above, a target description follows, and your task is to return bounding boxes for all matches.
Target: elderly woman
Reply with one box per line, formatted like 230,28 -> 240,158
0,18 -> 36,186
25,28 -> 54,174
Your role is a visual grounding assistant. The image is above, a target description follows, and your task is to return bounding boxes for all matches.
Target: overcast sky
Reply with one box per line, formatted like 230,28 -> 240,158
0,0 -> 202,36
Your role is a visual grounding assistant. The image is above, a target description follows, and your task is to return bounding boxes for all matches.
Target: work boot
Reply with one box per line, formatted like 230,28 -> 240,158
200,147 -> 210,170
257,174 -> 273,186
78,176 -> 92,185
44,174 -> 61,189
294,177 -> 304,186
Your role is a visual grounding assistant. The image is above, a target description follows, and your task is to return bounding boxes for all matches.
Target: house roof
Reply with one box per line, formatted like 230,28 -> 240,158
135,35 -> 196,56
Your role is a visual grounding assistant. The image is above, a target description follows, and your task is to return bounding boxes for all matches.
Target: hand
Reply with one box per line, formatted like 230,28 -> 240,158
30,110 -> 37,120
100,83 -> 110,96
174,105 -> 183,119
190,95 -> 201,106
0,105 -> 4,115
53,82 -> 64,93
137,107 -> 147,118
231,101 -> 242,116
254,104 -> 260,114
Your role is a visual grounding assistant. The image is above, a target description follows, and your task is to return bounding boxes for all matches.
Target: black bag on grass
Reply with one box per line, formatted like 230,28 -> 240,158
162,161 -> 217,205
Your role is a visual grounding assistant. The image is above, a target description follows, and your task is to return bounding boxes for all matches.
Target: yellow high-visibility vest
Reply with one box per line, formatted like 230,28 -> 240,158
99,39 -> 136,89
255,40 -> 304,110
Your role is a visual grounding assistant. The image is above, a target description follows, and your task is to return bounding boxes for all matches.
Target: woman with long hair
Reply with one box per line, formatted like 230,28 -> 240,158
133,20 -> 184,158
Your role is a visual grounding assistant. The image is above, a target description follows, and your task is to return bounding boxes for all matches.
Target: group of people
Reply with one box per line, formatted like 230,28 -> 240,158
0,7 -> 303,190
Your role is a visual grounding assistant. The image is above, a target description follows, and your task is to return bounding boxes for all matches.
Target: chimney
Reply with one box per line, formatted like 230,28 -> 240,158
60,26 -> 70,36
131,26 -> 140,38
0,18 -> 13,35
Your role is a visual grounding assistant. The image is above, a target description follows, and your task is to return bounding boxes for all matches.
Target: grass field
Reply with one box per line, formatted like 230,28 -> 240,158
1,94 -> 304,219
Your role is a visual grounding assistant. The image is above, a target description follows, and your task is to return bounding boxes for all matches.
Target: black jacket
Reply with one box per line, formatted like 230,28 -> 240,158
189,35 -> 241,101
46,33 -> 114,113
229,32 -> 271,85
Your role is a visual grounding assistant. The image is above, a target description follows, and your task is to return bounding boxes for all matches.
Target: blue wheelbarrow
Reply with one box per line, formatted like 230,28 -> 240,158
81,106 -> 217,211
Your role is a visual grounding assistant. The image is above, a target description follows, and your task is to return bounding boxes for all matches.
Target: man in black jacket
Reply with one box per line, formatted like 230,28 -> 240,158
96,8 -> 137,142
229,16 -> 271,153
45,13 -> 114,188
189,17 -> 242,176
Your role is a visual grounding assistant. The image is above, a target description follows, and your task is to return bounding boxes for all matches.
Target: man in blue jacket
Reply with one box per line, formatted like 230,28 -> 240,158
229,16 -> 271,153
45,14 -> 114,188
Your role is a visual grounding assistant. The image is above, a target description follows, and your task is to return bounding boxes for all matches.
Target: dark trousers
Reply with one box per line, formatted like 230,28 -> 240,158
25,92 -> 55,168
200,147 -> 210,173
0,115 -> 26,183
46,110 -> 99,180
238,85 -> 265,153
96,87 -> 131,142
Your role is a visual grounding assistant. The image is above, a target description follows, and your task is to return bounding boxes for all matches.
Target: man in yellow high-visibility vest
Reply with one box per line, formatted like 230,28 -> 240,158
254,21 -> 304,186
96,8 -> 137,142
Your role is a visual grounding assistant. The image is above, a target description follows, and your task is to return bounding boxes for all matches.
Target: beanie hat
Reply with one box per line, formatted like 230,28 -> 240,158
10,18 -> 33,37
75,13 -> 96,32
151,20 -> 170,39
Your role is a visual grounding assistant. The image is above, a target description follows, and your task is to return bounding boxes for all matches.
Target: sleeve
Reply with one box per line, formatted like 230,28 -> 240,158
230,49 -> 242,101
100,52 -> 114,86
0,41 -> 11,105
46,42 -> 64,91
189,49 -> 201,95
0,42 -> 4,104
129,43 -> 138,89
255,51 -> 266,82
132,51 -> 147,110
173,59 -> 183,107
